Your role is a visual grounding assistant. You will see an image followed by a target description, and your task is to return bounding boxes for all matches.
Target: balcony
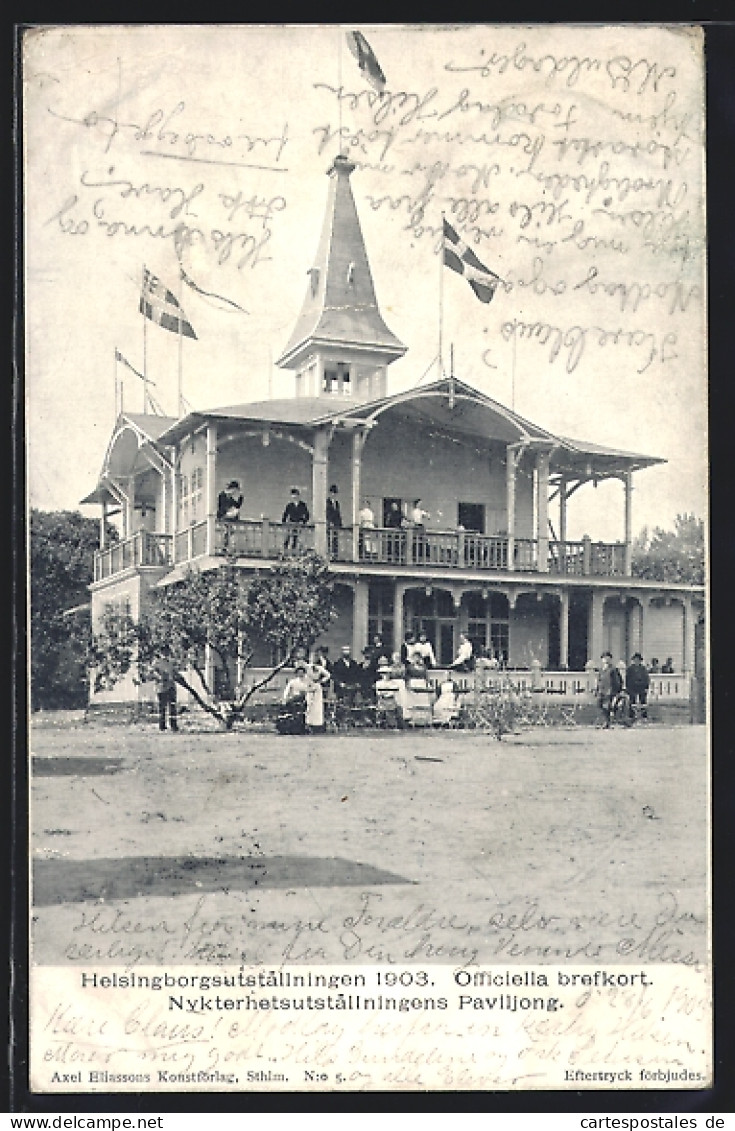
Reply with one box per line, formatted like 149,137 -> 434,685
94,530 -> 173,581
210,520 -> 626,577
94,521 -> 629,582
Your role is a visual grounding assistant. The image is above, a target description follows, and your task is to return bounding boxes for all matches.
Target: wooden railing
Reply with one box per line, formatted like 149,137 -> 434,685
238,666 -> 692,704
94,531 -> 172,581
213,519 -> 316,559
94,521 -> 629,581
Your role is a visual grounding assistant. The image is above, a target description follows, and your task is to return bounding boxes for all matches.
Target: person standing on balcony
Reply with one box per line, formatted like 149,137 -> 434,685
385,500 -> 405,563
359,498 -> 376,559
154,648 -> 179,733
282,487 -> 310,550
217,480 -> 243,521
410,498 -> 430,562
326,484 -> 342,559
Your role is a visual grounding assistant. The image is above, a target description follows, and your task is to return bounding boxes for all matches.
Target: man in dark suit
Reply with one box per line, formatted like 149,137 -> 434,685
282,487 -> 310,550
326,483 -> 342,558
217,480 -> 243,520
331,645 -> 362,707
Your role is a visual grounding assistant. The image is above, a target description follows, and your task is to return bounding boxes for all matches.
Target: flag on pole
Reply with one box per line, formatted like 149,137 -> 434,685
346,30 -> 386,91
139,268 -> 197,338
442,219 -> 501,304
179,264 -> 249,314
115,348 -> 156,386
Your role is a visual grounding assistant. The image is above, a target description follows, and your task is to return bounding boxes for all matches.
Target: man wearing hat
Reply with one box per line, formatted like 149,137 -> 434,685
282,487 -> 310,550
217,480 -> 243,521
326,483 -> 342,558
626,652 -> 650,720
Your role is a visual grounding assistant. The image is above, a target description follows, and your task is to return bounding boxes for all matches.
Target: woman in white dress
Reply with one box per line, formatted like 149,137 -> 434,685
304,654 -> 331,732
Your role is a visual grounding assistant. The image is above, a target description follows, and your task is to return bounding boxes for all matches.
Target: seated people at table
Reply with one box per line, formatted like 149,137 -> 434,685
449,633 -> 474,672
217,480 -> 243,520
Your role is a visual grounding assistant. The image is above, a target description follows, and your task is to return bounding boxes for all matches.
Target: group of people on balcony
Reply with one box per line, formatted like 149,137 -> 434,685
217,480 -> 314,551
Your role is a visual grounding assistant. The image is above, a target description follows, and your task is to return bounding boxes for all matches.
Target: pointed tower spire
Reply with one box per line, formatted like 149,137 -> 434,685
276,153 -> 406,402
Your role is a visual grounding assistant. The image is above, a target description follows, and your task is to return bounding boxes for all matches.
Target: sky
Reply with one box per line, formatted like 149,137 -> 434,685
23,23 -> 708,543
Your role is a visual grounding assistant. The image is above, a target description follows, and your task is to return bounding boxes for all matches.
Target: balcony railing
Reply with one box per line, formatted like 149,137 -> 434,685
210,521 -> 626,577
94,521 -> 629,582
94,530 -> 172,581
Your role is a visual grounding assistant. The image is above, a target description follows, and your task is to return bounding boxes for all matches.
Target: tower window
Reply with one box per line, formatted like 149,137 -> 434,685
323,363 -> 351,394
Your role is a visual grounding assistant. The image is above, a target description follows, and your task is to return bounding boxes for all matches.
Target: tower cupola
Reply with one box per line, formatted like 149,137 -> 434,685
276,153 -> 406,401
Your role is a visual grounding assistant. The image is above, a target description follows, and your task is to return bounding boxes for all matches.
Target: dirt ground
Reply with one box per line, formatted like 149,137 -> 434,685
29,715 -> 709,969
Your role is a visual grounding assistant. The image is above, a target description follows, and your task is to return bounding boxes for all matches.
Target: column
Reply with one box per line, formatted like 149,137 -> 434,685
629,600 -> 643,656
205,423 -> 218,556
505,444 -> 516,569
559,477 -> 568,571
682,598 -> 696,676
171,457 -> 179,559
623,470 -> 633,575
124,477 -> 135,538
351,429 -> 364,562
588,589 -> 606,664
352,577 -> 369,658
100,499 -> 108,550
536,449 -> 550,573
393,584 -> 405,654
312,427 -> 329,557
559,589 -> 569,669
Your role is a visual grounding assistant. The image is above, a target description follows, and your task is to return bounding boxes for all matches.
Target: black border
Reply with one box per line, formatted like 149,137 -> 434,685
10,16 -> 734,1116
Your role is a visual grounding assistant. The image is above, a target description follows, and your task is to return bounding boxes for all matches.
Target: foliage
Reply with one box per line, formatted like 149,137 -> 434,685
89,552 -> 337,728
631,513 -> 705,586
460,678 -> 523,739
30,509 -> 115,709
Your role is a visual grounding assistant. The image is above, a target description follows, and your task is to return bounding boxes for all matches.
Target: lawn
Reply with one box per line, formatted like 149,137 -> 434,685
30,716 -> 709,969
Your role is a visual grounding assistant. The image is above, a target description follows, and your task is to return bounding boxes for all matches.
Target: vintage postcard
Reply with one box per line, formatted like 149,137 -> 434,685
23,24 -> 709,1095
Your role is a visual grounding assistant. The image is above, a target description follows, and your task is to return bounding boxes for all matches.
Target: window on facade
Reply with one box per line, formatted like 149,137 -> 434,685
466,591 -> 510,663
458,502 -> 485,533
178,469 -> 203,526
368,582 -> 394,650
190,467 -> 204,523
178,474 -> 189,528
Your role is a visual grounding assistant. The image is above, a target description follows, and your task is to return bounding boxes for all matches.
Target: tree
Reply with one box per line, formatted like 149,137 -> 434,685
30,509 -> 114,709
89,552 -> 338,728
631,513 -> 705,586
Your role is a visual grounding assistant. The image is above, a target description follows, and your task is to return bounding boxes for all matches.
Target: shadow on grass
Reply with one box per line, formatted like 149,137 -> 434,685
33,855 -> 414,906
33,757 -> 124,777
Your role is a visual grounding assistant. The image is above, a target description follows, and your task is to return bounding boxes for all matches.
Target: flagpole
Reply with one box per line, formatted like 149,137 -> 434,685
512,330 -> 517,412
338,28 -> 343,141
438,212 -> 445,380
142,267 -> 149,414
177,270 -> 184,417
